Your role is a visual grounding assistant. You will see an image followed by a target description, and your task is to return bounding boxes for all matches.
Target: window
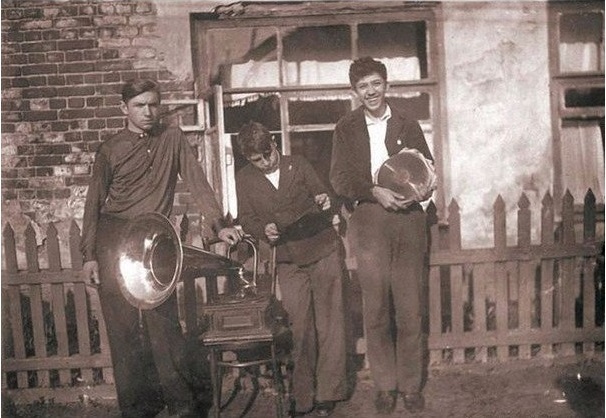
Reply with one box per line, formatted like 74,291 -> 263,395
192,2 -> 446,212
548,2 -> 605,205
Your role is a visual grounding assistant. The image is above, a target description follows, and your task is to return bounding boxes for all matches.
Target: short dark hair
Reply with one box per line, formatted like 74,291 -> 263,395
237,121 -> 273,158
349,57 -> 387,87
121,79 -> 160,103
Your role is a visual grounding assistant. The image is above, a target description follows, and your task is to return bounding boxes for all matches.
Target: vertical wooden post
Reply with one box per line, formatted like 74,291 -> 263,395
517,194 -> 533,359
447,200 -> 465,363
582,190 -> 597,356
560,191 -> 576,356
493,195 -> 509,361
540,192 -> 555,358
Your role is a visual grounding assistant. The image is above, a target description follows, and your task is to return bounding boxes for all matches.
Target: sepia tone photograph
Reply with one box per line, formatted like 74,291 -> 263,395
1,1 -> 604,417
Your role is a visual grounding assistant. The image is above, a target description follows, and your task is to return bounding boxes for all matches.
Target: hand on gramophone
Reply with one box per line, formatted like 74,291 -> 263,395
314,193 -> 331,211
372,185 -> 414,211
264,222 -> 280,243
218,227 -> 244,246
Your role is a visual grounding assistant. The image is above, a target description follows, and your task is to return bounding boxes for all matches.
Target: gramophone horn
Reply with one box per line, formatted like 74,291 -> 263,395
116,212 -> 243,310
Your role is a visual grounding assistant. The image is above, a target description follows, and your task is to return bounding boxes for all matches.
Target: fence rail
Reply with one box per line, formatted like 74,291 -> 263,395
2,190 -> 604,403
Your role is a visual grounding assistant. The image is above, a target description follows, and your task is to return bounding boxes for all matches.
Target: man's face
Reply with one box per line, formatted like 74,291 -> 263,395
120,91 -> 160,133
352,72 -> 388,117
247,142 -> 280,175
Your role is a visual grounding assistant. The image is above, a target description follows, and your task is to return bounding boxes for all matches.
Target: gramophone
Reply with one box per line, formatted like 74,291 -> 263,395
116,212 -> 284,341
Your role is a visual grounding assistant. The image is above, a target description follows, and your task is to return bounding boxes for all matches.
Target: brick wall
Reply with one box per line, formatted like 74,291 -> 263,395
1,0 -> 203,267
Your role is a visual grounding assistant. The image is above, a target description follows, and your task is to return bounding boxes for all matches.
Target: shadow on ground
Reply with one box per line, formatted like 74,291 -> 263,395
3,358 -> 604,418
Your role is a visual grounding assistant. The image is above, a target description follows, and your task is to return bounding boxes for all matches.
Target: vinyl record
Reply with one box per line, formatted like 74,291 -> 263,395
376,148 -> 436,201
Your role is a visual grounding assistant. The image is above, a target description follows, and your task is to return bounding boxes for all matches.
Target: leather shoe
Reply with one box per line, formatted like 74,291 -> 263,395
374,390 -> 397,415
315,401 -> 336,416
402,392 -> 425,413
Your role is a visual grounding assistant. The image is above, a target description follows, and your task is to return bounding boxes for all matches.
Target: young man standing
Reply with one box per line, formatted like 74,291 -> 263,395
235,121 -> 347,417
330,57 -> 434,415
81,79 -> 242,418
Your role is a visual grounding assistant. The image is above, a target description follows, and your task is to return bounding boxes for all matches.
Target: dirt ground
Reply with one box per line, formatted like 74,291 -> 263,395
3,357 -> 603,418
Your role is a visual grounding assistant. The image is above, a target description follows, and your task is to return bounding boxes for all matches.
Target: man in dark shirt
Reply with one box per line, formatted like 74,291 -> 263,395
235,122 -> 347,417
81,79 -> 242,418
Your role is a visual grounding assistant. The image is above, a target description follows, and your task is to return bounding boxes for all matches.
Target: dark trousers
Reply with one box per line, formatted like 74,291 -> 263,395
96,215 -> 211,418
277,249 -> 347,412
348,203 -> 428,394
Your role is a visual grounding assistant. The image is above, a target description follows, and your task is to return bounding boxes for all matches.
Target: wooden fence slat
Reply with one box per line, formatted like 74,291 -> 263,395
428,265 -> 442,365
69,221 -> 83,270
472,263 -> 489,362
495,261 -> 509,361
51,284 -> 71,385
86,286 -> 114,384
3,223 -> 18,273
74,283 -> 93,383
450,265 -> 465,363
583,189 -> 596,243
518,260 -> 535,359
24,223 -> 40,273
8,286 -> 28,388
559,191 -> 577,356
47,223 -> 62,272
540,192 -> 555,357
29,285 -> 50,387
582,258 -> 597,356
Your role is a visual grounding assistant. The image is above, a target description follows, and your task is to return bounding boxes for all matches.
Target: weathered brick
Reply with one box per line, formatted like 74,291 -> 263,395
1,88 -> 22,99
31,121 -> 52,132
85,96 -> 103,107
43,8 -> 61,19
68,97 -> 85,108
53,188 -> 72,199
29,98 -> 50,111
115,4 -> 132,15
66,176 -> 90,187
49,98 -> 67,109
102,49 -> 120,59
20,20 -> 53,30
98,27 -> 114,39
107,117 -> 124,129
93,15 -> 127,26
79,5 -> 97,16
132,59 -> 157,70
57,5 -> 79,17
4,8 -> 24,20
65,74 -> 84,85
59,29 -> 78,40
57,39 -> 95,51
99,4 -> 115,15
36,190 -> 54,199
2,112 -> 22,122
55,17 -> 91,29
56,85 -> 95,97
27,53 -> 46,64
104,95 -> 123,106
98,38 -> 131,48
59,108 -> 95,119
22,63 -> 57,76
24,31 -> 43,42
35,167 -> 54,177
36,143 -> 70,154
3,190 -> 19,200
3,54 -> 28,65
41,132 -> 65,143
140,24 -> 156,36
81,131 -> 99,142
21,41 -> 57,53
3,31 -> 24,42
50,121 -> 69,131
47,75 -> 66,86
24,76 -> 47,87
96,60 -> 134,72
2,65 -> 21,76
22,110 -> 57,121
95,107 -> 122,118
59,62 -> 94,73
64,131 -> 82,142
83,49 -> 103,60
88,119 -> 106,129
69,120 -> 87,130
73,164 -> 90,176
83,73 -> 103,84
118,48 -> 137,59
135,2 -> 154,14
22,87 -> 56,99
79,28 -> 97,38
14,122 -> 33,134
2,43 -> 21,54
2,179 -> 29,189
115,26 -> 138,38
95,83 -> 122,95
46,51 -> 65,63
64,50 -> 83,61
23,8 -> 44,20
103,72 -> 121,83
2,123 -> 16,133
42,30 -> 60,40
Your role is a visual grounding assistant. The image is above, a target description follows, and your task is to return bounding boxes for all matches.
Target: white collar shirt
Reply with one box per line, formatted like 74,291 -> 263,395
365,105 -> 392,181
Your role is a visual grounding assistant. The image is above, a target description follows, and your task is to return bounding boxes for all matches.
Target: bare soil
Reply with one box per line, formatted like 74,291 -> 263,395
3,358 -> 603,418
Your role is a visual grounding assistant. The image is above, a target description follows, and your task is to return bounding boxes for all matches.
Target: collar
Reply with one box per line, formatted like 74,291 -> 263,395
364,104 -> 392,126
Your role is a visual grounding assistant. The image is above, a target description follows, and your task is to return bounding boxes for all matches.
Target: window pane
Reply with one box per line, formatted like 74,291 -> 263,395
223,94 -> 281,134
559,12 -> 604,73
560,118 -> 605,203
387,92 -> 431,121
282,25 -> 351,86
358,21 -> 427,80
288,97 -> 351,125
290,131 -> 333,187
207,27 -> 279,88
564,87 -> 605,108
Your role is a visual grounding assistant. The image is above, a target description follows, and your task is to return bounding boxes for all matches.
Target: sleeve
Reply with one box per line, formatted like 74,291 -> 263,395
329,122 -> 375,203
235,174 -> 269,242
177,132 -> 225,233
80,150 -> 112,263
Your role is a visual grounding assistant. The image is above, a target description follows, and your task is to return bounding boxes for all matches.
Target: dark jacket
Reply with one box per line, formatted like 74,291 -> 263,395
330,104 -> 433,206
236,154 -> 338,266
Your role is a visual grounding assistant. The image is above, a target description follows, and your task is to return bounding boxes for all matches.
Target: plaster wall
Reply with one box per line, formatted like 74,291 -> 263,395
442,2 -> 552,247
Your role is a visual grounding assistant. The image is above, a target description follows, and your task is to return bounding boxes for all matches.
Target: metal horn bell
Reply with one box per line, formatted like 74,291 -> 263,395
116,212 -> 243,310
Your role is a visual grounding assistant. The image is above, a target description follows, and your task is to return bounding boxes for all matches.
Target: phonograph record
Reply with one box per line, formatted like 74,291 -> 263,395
375,148 -> 437,201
